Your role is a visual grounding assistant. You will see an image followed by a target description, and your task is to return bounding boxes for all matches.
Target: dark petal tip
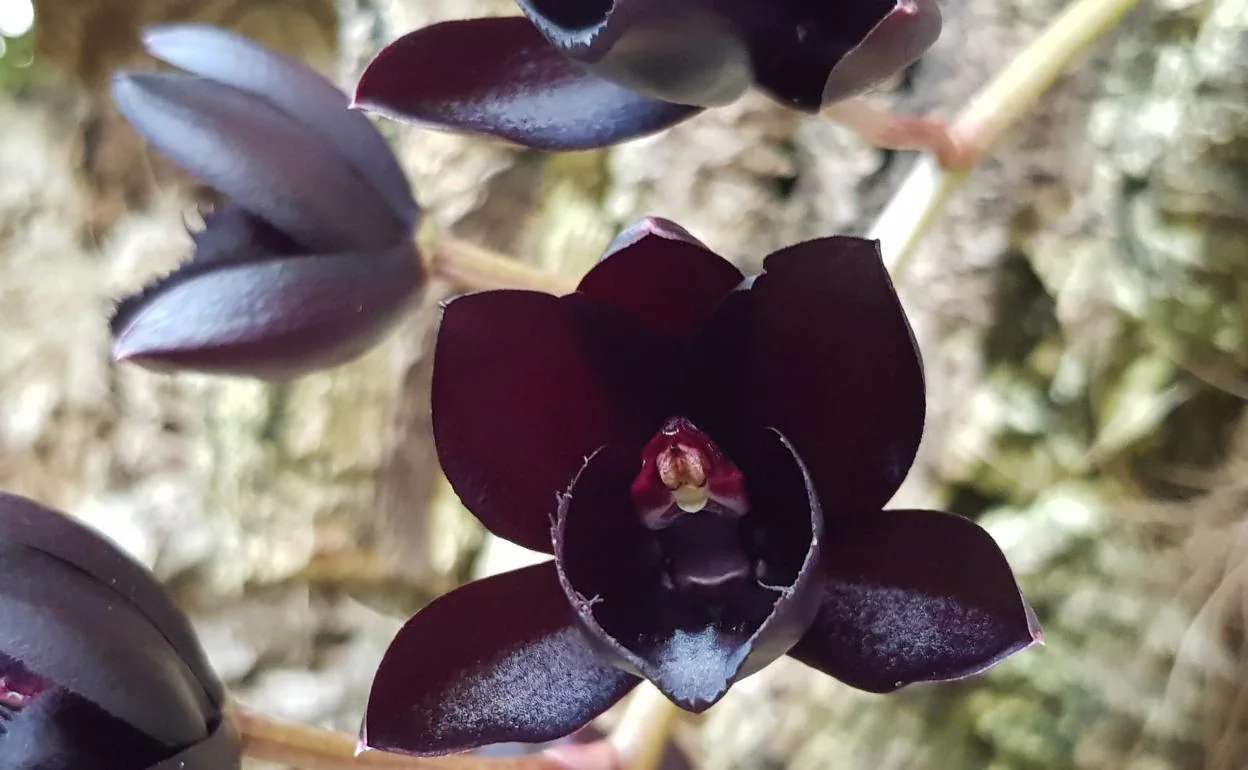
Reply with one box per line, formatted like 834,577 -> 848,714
791,509 -> 1040,693
111,72 -> 405,252
140,23 -> 418,229
363,562 -> 637,756
354,18 -> 701,151
599,217 -> 708,258
822,0 -> 943,105
577,217 -> 744,343
112,239 -> 422,380
747,0 -> 906,111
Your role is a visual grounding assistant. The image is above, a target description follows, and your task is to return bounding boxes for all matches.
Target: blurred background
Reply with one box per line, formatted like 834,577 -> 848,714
1,0 -> 1246,767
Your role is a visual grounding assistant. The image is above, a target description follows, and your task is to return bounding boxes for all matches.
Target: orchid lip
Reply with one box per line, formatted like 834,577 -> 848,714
631,416 -> 749,530
0,659 -> 49,712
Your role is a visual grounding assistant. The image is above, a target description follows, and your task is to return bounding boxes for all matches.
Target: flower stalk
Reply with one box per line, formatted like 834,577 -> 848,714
869,0 -> 1146,271
427,233 -> 576,296
607,685 -> 682,770
231,704 -> 576,770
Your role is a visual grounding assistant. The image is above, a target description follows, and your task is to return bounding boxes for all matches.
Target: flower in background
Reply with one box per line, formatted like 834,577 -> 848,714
353,0 -> 941,150
0,491 -> 237,769
363,217 -> 1042,756
110,24 -> 422,380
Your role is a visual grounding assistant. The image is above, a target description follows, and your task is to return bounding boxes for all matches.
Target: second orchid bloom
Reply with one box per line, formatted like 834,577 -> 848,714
355,0 -> 942,150
363,218 -> 1041,757
110,25 -> 423,379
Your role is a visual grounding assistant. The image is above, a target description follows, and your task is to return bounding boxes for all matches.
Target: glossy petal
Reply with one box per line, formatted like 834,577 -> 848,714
0,492 -> 222,707
577,217 -> 743,344
689,237 -> 925,518
150,718 -> 240,770
822,0 -> 943,105
363,562 -> 638,756
111,240 -> 422,380
433,291 -> 677,552
790,509 -> 1042,693
1,684 -> 170,770
354,18 -> 701,151
0,546 -> 209,747
743,0 -> 903,111
112,72 -> 404,252
516,0 -> 752,107
143,23 -> 417,229
554,430 -> 823,711
599,216 -> 707,259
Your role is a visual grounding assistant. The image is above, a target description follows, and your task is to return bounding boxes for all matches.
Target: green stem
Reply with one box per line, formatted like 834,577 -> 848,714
869,0 -> 1146,271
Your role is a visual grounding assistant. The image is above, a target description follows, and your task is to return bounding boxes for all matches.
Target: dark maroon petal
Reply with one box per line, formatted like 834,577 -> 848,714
142,24 -> 417,230
111,72 -> 404,252
433,291 -> 677,553
515,0 -> 752,107
577,217 -> 744,345
790,509 -> 1041,693
1,684 -> 170,769
0,546 -> 210,747
554,429 -> 823,711
690,237 -> 925,519
363,562 -> 638,756
822,0 -> 943,105
0,491 -> 223,708
599,217 -> 708,259
111,241 -> 422,380
743,0 -> 902,111
150,718 -> 240,770
354,18 -> 701,151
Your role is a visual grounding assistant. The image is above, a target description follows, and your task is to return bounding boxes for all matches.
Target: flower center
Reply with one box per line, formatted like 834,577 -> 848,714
630,416 -> 748,529
631,417 -> 754,596
0,656 -> 49,733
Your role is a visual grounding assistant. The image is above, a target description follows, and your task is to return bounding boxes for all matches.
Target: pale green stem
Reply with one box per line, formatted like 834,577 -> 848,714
870,0 -> 1147,272
607,685 -> 681,770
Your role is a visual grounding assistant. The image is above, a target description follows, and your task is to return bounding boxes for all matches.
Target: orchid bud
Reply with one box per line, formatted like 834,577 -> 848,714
0,491 -> 237,769
111,24 -> 422,380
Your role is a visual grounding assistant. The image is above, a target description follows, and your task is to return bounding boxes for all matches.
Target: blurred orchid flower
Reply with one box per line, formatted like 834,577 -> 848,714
0,491 -> 237,769
110,24 -> 422,379
353,0 -> 941,150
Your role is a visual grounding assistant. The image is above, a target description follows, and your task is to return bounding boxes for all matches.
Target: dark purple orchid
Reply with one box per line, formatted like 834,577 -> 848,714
362,218 -> 1042,756
110,24 -> 422,380
353,0 -> 941,151
0,491 -> 237,769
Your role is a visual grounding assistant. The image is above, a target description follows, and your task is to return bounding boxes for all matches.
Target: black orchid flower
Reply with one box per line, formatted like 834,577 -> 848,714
362,218 -> 1042,756
110,24 -> 423,380
353,0 -> 941,151
0,491 -> 237,769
